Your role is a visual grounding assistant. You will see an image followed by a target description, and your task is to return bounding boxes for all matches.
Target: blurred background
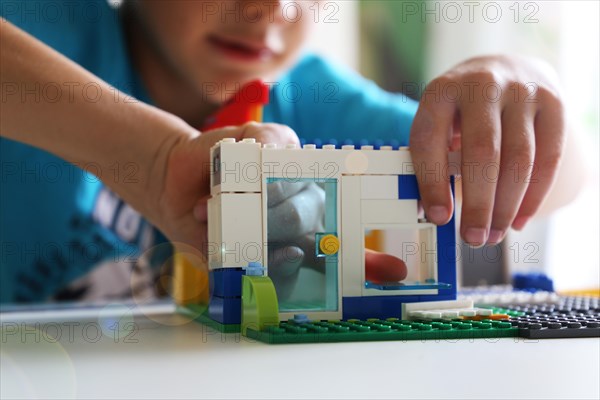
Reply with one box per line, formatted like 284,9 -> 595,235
309,0 -> 599,292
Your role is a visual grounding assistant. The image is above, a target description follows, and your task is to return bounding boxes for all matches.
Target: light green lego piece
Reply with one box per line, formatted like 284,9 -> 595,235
241,275 -> 280,335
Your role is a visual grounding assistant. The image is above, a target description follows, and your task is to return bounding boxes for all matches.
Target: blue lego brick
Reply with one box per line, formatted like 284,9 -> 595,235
209,268 -> 245,298
343,295 -> 421,320
513,273 -> 554,292
435,176 -> 457,300
398,174 -> 420,200
208,296 -> 242,324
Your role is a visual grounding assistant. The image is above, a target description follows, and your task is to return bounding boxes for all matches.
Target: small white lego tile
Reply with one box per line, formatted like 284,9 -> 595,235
423,311 -> 442,319
458,309 -> 477,317
360,176 -> 399,200
409,311 -> 426,318
442,311 -> 459,319
403,299 -> 474,315
475,308 -> 493,316
361,199 -> 418,224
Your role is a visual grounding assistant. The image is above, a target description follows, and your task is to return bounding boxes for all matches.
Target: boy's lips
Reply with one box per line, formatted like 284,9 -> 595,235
207,34 -> 276,62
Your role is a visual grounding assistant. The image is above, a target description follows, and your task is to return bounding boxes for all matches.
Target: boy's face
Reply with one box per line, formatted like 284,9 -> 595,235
131,0 -> 313,104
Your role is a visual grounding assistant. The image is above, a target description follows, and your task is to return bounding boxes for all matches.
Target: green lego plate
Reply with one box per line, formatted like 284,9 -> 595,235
246,318 -> 518,344
177,304 -> 240,333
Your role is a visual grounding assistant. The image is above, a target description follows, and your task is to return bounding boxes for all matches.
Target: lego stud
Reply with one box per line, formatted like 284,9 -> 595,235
293,314 -> 310,324
303,144 -> 317,150
264,143 -> 277,149
222,138 -> 236,143
242,138 -> 256,143
360,145 -> 374,150
286,143 -> 298,149
380,145 -> 393,151
319,234 -> 340,256
323,144 -> 336,150
342,145 -> 355,150
399,146 -> 409,151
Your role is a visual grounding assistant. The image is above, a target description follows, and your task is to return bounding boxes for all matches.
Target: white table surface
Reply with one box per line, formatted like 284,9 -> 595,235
1,304 -> 599,400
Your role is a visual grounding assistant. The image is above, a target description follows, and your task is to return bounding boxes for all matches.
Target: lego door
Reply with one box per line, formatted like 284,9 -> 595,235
265,178 -> 340,316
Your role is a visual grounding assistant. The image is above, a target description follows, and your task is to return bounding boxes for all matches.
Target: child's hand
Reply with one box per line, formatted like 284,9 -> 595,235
150,122 -> 298,252
410,55 -> 565,247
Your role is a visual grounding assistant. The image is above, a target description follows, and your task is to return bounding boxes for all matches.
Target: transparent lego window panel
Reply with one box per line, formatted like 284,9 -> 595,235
364,226 -> 451,290
266,178 -> 338,312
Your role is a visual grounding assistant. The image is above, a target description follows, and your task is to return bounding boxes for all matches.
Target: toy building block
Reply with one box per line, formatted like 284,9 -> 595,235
507,297 -> 600,339
399,299 -> 508,320
202,80 -> 269,131
209,268 -> 245,298
245,318 -> 517,344
178,304 -> 240,333
512,272 -> 555,292
459,289 -> 561,306
398,174 -> 420,200
209,296 -> 242,324
174,81 -> 267,307
178,80 -> 466,340
241,274 -> 280,335
197,138 -> 459,329
173,243 -> 210,306
209,139 -> 456,319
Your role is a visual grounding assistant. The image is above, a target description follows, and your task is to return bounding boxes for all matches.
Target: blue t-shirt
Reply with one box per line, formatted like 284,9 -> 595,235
0,0 -> 417,303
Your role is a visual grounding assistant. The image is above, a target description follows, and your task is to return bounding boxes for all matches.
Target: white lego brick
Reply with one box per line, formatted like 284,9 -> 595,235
361,199 -> 418,224
211,139 -> 262,195
458,309 -> 477,317
360,176 -> 399,199
340,175 -> 363,297
409,307 -> 495,320
403,299 -> 474,318
208,193 -> 263,269
475,308 -> 493,316
442,311 -> 459,319
423,311 -> 442,319
261,146 -> 414,179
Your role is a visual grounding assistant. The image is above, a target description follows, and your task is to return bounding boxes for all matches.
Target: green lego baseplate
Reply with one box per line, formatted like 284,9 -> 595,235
245,318 -> 518,344
177,304 -> 240,333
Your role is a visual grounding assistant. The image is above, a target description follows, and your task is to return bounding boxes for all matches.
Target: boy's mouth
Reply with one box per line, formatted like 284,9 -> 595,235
207,34 -> 275,62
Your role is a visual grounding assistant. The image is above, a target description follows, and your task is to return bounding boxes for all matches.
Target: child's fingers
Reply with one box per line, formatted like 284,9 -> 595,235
267,180 -> 311,208
513,91 -> 566,230
267,184 -> 325,241
488,101 -> 536,244
458,90 -> 502,247
364,249 -> 407,282
409,77 -> 456,226
239,121 -> 300,146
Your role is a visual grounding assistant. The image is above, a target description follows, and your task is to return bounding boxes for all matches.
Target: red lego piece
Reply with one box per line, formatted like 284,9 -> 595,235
202,80 -> 269,130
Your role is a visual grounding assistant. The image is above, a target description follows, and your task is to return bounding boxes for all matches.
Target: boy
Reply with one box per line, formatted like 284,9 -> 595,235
0,1 -> 567,303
